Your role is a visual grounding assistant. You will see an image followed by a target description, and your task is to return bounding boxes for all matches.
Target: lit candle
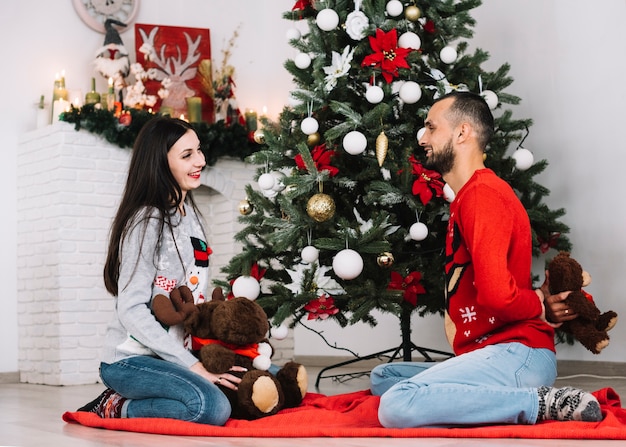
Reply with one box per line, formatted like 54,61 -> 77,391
52,98 -> 70,121
245,108 -> 258,131
106,78 -> 115,111
70,90 -> 83,108
186,96 -> 202,123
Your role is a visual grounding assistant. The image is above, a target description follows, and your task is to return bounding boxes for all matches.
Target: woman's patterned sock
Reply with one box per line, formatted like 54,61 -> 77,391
77,388 -> 127,418
537,386 -> 602,422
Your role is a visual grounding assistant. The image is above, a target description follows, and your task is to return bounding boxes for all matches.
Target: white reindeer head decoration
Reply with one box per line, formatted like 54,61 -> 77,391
139,27 -> 203,114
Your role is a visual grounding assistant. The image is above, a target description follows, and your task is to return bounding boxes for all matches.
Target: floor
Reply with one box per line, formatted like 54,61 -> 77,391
1,360 -> 625,447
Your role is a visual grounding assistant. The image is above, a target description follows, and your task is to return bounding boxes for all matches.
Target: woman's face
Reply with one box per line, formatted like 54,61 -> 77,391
167,129 -> 206,198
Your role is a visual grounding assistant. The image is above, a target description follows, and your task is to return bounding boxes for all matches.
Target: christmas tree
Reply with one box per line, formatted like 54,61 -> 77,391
216,0 -> 572,359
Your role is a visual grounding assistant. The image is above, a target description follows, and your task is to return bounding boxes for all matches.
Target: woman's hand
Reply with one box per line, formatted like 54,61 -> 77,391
190,361 -> 246,391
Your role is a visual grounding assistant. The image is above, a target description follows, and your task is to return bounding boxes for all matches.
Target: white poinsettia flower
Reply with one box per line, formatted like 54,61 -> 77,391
322,45 -> 355,92
285,263 -> 346,296
426,68 -> 469,99
345,10 -> 369,40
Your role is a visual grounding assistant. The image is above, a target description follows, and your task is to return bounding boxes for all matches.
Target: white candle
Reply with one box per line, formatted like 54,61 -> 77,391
52,98 -> 70,121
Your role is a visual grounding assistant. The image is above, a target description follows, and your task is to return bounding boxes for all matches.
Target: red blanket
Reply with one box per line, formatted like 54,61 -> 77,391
63,388 -> 626,439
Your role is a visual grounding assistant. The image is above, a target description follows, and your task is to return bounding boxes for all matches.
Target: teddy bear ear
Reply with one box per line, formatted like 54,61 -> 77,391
582,271 -> 592,287
212,287 -> 225,301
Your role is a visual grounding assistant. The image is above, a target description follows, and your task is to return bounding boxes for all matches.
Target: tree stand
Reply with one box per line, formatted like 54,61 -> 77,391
314,306 -> 454,389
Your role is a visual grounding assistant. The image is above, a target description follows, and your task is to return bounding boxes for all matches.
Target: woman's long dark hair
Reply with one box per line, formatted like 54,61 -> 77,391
103,116 -> 202,296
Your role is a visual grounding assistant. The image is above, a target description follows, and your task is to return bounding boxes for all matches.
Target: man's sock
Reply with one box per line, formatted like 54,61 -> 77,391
537,386 -> 603,422
77,388 -> 127,418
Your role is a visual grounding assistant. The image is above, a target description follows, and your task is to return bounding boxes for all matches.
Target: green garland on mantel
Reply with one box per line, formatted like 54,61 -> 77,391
60,104 -> 261,166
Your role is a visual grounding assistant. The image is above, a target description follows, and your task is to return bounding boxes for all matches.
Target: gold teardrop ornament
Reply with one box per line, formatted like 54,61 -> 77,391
376,130 -> 388,166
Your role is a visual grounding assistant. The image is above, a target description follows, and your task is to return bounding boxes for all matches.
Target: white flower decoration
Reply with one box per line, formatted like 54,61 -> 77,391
285,263 -> 345,296
345,10 -> 369,40
425,68 -> 469,99
322,45 -> 355,92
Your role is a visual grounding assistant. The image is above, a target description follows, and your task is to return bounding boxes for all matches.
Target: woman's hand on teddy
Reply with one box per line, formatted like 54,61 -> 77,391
190,362 -> 246,390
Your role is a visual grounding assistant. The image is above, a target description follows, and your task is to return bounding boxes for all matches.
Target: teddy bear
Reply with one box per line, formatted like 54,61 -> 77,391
546,251 -> 618,354
152,286 -> 308,420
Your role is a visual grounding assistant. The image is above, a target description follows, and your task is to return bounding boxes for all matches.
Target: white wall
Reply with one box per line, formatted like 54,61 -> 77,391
2,0 -> 625,373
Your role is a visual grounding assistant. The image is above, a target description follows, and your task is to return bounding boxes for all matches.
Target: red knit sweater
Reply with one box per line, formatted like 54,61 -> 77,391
444,169 -> 555,355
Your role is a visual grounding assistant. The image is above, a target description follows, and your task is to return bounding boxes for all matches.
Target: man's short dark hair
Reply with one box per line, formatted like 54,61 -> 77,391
436,91 -> 495,150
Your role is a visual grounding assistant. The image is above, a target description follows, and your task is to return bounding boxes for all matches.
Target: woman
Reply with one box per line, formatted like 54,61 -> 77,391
78,116 -> 242,424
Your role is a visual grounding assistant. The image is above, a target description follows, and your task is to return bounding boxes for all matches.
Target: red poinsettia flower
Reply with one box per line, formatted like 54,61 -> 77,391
292,0 -> 312,11
304,294 -> 340,320
423,20 -> 436,34
361,28 -> 413,83
388,271 -> 426,307
537,232 -> 561,254
409,155 -> 445,205
294,143 -> 339,177
250,262 -> 267,281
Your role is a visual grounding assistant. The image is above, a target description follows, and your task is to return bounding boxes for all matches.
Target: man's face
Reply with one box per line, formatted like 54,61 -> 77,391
419,98 -> 456,175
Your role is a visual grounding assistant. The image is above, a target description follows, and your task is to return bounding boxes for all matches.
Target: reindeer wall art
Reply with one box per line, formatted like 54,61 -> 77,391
134,24 -> 213,122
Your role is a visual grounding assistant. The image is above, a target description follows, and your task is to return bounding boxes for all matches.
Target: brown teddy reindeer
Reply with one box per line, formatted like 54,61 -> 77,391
547,252 -> 618,354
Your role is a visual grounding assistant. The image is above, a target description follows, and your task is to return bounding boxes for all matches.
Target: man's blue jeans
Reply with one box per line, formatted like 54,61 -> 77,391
100,356 -> 231,425
370,342 -> 557,427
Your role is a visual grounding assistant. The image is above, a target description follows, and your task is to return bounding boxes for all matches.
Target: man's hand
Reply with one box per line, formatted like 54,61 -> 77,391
538,270 -> 577,327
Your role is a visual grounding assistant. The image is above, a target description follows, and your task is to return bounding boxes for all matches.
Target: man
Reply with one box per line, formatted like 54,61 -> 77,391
370,91 -> 602,427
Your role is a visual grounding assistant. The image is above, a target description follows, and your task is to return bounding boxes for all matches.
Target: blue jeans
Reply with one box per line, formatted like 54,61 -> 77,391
371,342 -> 557,428
100,356 -> 231,425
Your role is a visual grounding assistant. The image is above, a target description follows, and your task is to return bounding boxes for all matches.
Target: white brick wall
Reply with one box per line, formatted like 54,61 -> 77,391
17,123 -> 294,385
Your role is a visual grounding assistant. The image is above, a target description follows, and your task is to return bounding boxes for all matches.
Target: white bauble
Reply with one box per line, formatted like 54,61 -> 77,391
342,130 -> 367,155
301,116 -> 319,135
416,127 -> 426,142
294,52 -> 312,69
231,276 -> 261,300
285,27 -> 301,41
316,8 -> 340,31
271,171 -> 286,192
399,81 -> 422,104
365,85 -> 384,104
440,46 -> 457,64
398,31 -> 421,50
409,222 -> 429,241
481,90 -> 498,110
332,249 -> 364,280
270,324 -> 289,340
512,148 -> 534,171
386,0 -> 404,17
258,172 -> 275,190
443,183 -> 456,202
301,245 -> 319,263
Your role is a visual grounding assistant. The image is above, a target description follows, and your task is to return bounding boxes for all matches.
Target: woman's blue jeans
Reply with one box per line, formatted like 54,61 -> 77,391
100,356 -> 231,425
370,342 -> 557,428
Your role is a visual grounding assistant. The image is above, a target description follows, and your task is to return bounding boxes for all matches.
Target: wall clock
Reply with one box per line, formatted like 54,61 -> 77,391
73,0 -> 140,33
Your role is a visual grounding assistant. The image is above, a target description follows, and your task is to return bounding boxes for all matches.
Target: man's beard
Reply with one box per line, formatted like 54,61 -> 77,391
424,139 -> 455,175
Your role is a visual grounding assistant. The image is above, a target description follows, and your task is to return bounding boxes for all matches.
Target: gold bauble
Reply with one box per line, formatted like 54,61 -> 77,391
306,193 -> 336,222
405,5 -> 421,22
238,199 -> 253,215
253,129 -> 265,144
377,252 -> 395,268
307,132 -> 321,147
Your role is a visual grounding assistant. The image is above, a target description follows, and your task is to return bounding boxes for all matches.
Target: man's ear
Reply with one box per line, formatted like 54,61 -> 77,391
456,122 -> 472,143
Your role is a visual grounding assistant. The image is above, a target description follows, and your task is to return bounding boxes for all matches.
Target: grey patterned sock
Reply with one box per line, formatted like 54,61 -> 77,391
537,386 -> 603,422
